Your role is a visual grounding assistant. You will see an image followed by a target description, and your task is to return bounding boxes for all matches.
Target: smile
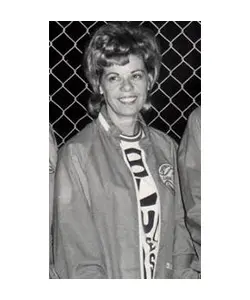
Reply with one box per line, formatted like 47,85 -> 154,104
119,96 -> 137,104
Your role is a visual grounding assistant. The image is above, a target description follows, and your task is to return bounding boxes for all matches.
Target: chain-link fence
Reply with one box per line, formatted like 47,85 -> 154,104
49,21 -> 201,148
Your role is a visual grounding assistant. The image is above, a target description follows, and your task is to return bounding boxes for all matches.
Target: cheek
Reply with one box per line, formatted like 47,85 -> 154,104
101,85 -> 112,97
102,83 -> 119,94
136,81 -> 149,94
102,86 -> 120,104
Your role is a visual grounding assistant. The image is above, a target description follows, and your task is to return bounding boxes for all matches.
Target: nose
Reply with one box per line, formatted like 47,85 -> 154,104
120,78 -> 133,92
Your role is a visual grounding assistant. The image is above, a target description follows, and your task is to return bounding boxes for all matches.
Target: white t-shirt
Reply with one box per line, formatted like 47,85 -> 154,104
120,129 -> 161,279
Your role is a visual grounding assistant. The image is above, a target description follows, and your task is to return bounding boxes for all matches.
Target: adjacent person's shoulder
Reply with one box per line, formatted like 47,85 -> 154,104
49,126 -> 58,170
188,107 -> 201,128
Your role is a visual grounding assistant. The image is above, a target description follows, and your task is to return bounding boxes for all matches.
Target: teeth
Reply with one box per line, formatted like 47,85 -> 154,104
119,97 -> 137,103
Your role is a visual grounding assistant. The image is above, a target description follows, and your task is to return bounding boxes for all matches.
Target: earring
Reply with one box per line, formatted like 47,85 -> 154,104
142,94 -> 152,111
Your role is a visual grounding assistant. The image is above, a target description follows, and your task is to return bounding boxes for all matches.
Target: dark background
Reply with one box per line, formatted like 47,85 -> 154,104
49,21 -> 201,148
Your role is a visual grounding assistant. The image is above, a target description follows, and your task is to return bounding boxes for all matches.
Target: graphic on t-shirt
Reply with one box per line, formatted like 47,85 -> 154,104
120,131 -> 160,279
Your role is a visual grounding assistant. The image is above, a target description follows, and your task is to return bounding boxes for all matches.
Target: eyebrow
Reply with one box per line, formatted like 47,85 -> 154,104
104,69 -> 146,77
104,72 -> 119,77
131,69 -> 145,73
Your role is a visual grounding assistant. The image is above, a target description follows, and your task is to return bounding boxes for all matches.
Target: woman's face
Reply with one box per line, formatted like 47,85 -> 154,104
99,54 -> 153,119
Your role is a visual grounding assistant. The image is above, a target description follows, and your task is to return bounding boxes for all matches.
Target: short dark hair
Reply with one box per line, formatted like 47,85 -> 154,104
83,22 -> 161,116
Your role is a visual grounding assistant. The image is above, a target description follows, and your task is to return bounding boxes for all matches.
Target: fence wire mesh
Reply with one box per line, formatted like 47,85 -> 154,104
49,21 -> 201,148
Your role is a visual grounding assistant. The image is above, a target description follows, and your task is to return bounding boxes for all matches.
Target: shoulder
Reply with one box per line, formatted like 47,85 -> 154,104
190,106 -> 201,119
180,107 -> 201,150
58,121 -> 97,162
148,126 -> 178,149
49,126 -> 58,169
188,107 -> 201,130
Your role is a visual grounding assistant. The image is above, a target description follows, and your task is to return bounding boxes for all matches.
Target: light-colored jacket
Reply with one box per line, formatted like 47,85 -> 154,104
178,107 -> 201,273
49,126 -> 58,230
52,108 -> 198,279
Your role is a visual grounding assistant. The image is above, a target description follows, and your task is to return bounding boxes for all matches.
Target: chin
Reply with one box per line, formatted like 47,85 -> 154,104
119,107 -> 140,116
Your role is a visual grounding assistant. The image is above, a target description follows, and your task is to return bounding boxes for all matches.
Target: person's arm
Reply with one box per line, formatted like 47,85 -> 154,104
52,143 -> 107,279
49,126 -> 58,278
172,141 -> 200,279
178,108 -> 201,272
49,126 -> 58,231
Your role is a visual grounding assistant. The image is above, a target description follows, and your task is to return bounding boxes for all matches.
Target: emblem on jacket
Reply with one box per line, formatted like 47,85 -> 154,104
158,163 -> 175,194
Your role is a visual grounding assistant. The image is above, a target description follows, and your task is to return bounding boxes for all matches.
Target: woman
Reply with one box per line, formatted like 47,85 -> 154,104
52,22 -> 198,279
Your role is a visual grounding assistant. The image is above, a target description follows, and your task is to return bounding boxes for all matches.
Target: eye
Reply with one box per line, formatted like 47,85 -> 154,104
132,73 -> 143,80
107,75 -> 120,82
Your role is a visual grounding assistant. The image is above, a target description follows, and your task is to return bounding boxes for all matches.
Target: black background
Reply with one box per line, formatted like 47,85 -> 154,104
49,21 -> 201,147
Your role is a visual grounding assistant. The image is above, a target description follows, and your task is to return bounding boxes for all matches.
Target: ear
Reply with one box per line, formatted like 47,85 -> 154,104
147,73 -> 154,90
99,85 -> 104,95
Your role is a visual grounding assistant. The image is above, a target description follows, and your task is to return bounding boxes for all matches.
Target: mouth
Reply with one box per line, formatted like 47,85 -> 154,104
118,96 -> 137,104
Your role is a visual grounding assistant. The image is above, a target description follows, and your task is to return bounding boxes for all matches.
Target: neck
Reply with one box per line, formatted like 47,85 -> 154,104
107,106 -> 139,136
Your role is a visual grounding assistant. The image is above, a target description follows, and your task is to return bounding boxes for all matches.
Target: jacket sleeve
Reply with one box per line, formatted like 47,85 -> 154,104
172,140 -> 200,279
49,126 -> 58,232
177,108 -> 201,273
52,143 -> 107,279
49,126 -> 58,278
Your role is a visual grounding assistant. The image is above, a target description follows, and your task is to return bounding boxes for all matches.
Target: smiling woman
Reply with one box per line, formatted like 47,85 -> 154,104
99,54 -> 151,134
51,22 -> 200,279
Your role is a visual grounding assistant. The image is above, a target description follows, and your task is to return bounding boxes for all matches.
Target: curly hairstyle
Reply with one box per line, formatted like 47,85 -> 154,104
83,22 -> 162,117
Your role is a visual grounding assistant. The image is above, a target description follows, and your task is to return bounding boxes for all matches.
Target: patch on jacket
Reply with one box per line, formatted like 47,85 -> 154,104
158,163 -> 175,194
166,262 -> 173,270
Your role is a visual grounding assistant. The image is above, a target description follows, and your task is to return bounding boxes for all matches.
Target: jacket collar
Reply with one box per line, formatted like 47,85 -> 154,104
97,105 -> 150,140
